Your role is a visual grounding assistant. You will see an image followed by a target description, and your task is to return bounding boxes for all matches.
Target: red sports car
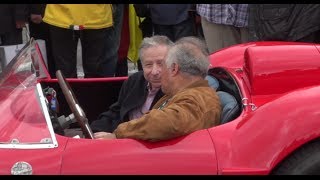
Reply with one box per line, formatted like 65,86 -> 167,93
0,39 -> 320,175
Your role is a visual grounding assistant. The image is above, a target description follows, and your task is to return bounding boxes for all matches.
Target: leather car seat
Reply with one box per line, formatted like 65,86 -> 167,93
206,75 -> 240,124
205,75 -> 220,90
216,91 -> 240,124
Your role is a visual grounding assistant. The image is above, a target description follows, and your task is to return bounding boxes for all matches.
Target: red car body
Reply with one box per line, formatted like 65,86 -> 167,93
0,40 -> 320,175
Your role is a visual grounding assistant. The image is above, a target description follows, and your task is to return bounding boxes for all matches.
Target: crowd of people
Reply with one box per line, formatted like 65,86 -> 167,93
1,4 -> 319,79
0,4 -> 320,141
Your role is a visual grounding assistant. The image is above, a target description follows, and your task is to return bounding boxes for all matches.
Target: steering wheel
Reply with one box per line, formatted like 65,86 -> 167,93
56,70 -> 94,139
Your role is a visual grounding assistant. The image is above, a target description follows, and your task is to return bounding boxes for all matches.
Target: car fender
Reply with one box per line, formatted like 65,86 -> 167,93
210,85 -> 320,175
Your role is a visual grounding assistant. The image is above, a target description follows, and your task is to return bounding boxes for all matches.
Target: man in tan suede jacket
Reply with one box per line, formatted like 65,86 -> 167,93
94,38 -> 221,142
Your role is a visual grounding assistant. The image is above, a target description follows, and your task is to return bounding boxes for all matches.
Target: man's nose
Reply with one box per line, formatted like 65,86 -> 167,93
151,65 -> 161,74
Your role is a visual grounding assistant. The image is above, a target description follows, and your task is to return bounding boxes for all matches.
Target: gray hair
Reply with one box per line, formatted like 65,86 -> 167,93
139,35 -> 174,62
165,43 -> 209,78
175,36 -> 209,56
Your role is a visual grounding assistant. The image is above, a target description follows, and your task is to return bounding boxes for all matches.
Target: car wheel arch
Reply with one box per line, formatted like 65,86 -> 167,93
271,138 -> 320,175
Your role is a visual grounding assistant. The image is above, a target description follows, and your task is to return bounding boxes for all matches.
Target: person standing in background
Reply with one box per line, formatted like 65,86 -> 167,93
133,4 -> 153,38
43,4 -> 114,78
133,4 -> 154,71
248,4 -> 320,43
28,4 -> 56,78
197,4 -> 249,53
116,4 -> 130,77
149,4 -> 194,42
0,4 -> 28,46
132,4 -> 194,71
105,4 -> 124,77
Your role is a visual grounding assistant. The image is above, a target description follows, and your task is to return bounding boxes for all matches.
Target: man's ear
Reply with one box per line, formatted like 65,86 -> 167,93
170,63 -> 179,76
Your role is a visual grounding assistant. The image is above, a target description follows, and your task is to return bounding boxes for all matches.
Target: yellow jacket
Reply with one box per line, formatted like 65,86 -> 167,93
127,4 -> 143,63
43,4 -> 113,29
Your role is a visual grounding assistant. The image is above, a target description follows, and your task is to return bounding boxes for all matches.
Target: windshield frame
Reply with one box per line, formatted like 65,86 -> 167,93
0,39 -> 58,149
0,84 -> 58,149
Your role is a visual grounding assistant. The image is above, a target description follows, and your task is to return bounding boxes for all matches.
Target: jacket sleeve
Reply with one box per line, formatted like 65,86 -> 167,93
114,94 -> 218,142
90,79 -> 129,133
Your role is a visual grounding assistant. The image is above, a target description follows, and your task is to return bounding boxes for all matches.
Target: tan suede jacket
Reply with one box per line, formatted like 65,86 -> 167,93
114,79 -> 221,142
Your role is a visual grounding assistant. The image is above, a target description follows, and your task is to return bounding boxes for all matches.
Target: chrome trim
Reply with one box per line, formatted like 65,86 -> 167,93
250,103 -> 257,111
241,97 -> 257,111
0,83 -> 59,149
40,138 -> 53,143
11,161 -> 33,175
11,139 -> 19,144
36,83 -> 58,147
75,104 -> 83,116
0,143 -> 56,149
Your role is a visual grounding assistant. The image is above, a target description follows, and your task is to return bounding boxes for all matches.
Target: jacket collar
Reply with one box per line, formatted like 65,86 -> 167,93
181,79 -> 209,92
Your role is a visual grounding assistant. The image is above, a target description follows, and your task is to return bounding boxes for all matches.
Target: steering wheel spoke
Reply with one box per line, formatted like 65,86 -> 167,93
56,70 -> 94,139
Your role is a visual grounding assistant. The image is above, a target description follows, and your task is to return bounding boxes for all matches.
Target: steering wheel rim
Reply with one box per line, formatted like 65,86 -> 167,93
56,70 -> 94,139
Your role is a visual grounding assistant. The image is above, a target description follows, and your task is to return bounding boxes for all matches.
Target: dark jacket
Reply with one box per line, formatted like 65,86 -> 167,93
90,71 -> 164,133
248,4 -> 320,42
0,4 -> 28,34
149,4 -> 191,25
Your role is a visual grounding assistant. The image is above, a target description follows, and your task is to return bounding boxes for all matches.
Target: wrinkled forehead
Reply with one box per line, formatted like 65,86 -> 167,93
141,45 -> 170,61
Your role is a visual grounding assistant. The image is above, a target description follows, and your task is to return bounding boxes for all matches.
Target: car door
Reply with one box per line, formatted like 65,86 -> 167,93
60,129 -> 218,175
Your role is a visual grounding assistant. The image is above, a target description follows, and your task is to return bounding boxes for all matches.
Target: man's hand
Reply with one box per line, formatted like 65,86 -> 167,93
30,14 -> 43,24
94,132 -> 117,139
16,21 -> 26,29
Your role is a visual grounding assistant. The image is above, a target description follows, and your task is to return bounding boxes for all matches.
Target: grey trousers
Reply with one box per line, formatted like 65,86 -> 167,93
201,17 -> 249,53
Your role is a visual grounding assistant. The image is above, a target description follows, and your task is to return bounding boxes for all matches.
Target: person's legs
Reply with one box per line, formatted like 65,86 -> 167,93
115,59 -> 128,77
153,24 -> 174,42
102,4 -> 124,77
240,27 -> 249,43
81,5 -> 123,78
201,17 -> 240,53
136,17 -> 153,71
173,18 -> 194,41
49,25 -> 78,78
81,28 -> 114,78
30,22 -> 56,78
116,5 -> 130,76
44,23 -> 56,78
140,17 -> 153,38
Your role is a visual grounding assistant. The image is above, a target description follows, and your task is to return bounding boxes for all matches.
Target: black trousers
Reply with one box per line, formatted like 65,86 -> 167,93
30,22 -> 56,78
153,18 -> 194,42
49,25 -> 114,78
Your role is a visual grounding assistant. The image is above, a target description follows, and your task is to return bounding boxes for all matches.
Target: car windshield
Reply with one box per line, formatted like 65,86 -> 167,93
0,39 -> 57,149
